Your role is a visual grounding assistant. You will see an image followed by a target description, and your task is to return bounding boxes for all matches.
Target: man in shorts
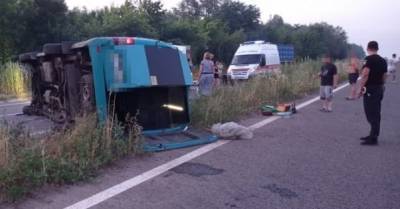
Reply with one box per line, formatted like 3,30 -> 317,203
388,53 -> 397,82
346,55 -> 360,100
319,55 -> 338,112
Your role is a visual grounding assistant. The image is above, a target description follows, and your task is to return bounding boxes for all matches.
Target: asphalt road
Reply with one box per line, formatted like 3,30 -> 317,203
0,100 -> 28,116
0,100 -> 54,134
2,80 -> 400,209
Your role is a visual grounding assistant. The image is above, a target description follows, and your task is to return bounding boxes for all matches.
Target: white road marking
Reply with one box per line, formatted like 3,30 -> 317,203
0,101 -> 30,108
248,116 -> 280,131
249,83 -> 351,130
65,82 -> 350,209
296,82 -> 350,110
64,140 -> 230,209
0,113 -> 22,118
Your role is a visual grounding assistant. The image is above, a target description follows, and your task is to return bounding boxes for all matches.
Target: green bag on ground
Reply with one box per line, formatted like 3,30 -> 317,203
261,105 -> 278,113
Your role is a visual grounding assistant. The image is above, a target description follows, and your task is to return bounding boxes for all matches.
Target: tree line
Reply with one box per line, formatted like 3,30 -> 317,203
0,0 -> 365,65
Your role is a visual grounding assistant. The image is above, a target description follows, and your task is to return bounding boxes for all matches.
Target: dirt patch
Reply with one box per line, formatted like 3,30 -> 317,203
172,162 -> 225,177
261,184 -> 298,199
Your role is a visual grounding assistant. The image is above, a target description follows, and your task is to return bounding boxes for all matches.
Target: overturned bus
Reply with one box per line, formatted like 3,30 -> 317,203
19,37 -> 217,151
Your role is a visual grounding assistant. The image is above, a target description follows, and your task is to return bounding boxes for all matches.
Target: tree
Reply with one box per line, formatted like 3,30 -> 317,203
215,0 -> 260,33
199,0 -> 221,17
161,18 -> 209,63
63,3 -> 158,40
201,20 -> 245,64
0,0 -> 17,62
348,43 -> 366,59
262,15 -> 293,43
0,0 -> 365,64
139,0 -> 166,27
173,0 -> 202,19
15,0 -> 68,52
306,23 -> 348,59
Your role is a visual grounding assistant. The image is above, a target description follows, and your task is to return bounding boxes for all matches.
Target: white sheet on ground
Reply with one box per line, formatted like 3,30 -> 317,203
211,122 -> 253,140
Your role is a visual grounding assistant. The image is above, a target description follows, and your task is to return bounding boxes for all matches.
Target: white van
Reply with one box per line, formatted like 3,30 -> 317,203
228,41 -> 280,80
174,45 -> 194,71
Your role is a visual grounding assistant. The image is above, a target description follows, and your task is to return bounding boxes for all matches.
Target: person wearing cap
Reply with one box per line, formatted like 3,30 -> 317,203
358,41 -> 387,145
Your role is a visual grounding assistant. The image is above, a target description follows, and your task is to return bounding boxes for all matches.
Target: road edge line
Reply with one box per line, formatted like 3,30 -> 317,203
64,140 -> 229,209
0,101 -> 30,108
64,82 -> 350,209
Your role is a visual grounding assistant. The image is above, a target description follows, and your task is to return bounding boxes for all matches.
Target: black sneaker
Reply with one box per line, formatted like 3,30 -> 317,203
360,136 -> 371,141
361,138 -> 378,145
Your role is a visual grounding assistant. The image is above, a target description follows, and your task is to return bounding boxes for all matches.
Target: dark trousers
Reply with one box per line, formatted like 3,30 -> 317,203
222,75 -> 228,85
363,86 -> 384,138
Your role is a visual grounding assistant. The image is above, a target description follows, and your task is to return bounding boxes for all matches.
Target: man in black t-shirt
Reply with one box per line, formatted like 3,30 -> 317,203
319,55 -> 338,112
358,41 -> 387,145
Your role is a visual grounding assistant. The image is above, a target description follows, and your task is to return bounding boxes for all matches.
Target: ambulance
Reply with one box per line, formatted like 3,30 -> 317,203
228,41 -> 281,80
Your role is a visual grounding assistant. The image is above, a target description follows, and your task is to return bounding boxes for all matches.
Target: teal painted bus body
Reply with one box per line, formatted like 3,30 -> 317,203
84,38 -> 189,119
79,37 -> 216,152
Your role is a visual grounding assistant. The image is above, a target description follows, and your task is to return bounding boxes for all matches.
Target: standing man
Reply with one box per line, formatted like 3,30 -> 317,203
388,53 -> 397,82
319,54 -> 338,112
346,55 -> 360,100
358,41 -> 387,145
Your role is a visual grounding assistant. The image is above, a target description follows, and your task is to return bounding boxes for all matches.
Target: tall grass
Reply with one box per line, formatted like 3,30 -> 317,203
0,115 -> 143,202
0,62 -> 31,99
0,59 -> 348,201
190,60 -> 347,127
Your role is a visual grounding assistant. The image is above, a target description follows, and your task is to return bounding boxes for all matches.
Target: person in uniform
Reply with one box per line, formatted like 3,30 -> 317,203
358,41 -> 387,145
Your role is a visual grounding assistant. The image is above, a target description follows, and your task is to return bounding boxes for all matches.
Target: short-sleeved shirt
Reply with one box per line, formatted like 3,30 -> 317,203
200,59 -> 214,74
388,58 -> 396,71
320,63 -> 338,86
363,54 -> 387,87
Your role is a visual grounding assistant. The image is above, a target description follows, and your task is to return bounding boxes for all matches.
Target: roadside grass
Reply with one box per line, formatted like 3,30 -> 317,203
0,59 -> 348,202
0,114 -> 143,202
190,60 -> 348,127
0,62 -> 31,100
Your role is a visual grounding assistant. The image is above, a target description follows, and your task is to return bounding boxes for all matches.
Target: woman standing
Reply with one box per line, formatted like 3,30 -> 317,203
346,56 -> 360,100
216,61 -> 226,85
210,53 -> 220,88
198,52 -> 215,96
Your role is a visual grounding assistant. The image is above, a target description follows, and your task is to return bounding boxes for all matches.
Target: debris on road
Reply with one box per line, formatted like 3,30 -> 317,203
261,102 -> 297,117
211,122 -> 253,140
276,111 -> 293,119
261,105 -> 277,116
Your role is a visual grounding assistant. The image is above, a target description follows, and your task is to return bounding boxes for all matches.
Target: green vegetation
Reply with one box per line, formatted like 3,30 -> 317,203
0,115 -> 143,202
0,62 -> 30,100
191,60 -> 347,127
0,0 -> 364,65
0,0 -> 359,202
0,59 -> 348,202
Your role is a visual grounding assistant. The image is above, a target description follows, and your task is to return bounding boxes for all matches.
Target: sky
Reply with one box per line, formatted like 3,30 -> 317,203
65,0 -> 400,58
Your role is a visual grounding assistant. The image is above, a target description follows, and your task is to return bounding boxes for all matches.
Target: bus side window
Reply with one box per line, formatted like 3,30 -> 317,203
113,52 -> 124,83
